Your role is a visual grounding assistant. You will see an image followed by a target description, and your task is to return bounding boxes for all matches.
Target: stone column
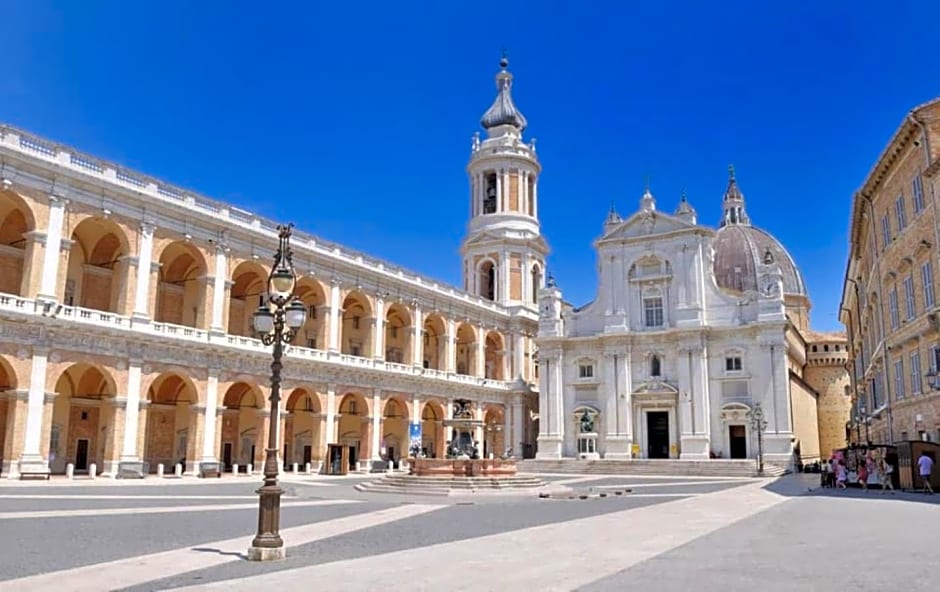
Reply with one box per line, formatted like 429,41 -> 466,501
373,294 -> 386,360
37,194 -> 66,302
328,279 -> 342,352
324,385 -> 337,444
536,350 -> 564,458
513,332 -> 525,380
186,406 -> 206,475
210,245 -> 229,333
500,250 -> 511,303
136,402 -> 150,468
603,351 -> 631,459
475,330 -> 486,377
117,361 -> 144,476
444,319 -> 456,373
371,390 -> 382,463
200,370 -> 221,467
411,301 -> 423,367
18,349 -> 52,476
511,396 -> 524,456
132,222 -> 156,320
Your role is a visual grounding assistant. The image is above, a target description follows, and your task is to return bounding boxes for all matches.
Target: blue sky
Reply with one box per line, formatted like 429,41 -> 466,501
3,1 -> 938,331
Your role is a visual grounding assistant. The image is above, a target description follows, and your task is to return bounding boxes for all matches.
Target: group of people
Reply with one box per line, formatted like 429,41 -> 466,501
819,450 -> 934,494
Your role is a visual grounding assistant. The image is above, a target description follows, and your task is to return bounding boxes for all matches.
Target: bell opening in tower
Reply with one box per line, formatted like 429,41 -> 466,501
483,173 -> 498,214
479,261 -> 496,300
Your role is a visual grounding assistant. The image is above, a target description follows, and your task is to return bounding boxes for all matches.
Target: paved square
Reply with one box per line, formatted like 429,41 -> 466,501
0,474 -> 936,591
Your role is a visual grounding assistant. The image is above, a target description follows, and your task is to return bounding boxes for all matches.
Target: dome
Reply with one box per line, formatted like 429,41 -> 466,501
712,224 -> 806,296
480,56 -> 528,132
711,166 -> 806,296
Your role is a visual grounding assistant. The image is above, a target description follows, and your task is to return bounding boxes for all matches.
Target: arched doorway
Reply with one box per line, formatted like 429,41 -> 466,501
0,190 -> 35,296
341,292 -> 373,357
219,382 -> 264,470
294,278 -> 328,350
485,331 -> 505,380
284,388 -> 321,469
382,397 -> 409,466
144,374 -> 199,473
422,314 -> 446,370
228,262 -> 268,337
455,323 -> 476,375
65,218 -> 130,312
50,364 -> 118,475
337,393 -> 368,471
0,356 -> 18,472
384,303 -> 411,364
155,241 -> 208,328
421,400 -> 445,458
483,406 -> 506,459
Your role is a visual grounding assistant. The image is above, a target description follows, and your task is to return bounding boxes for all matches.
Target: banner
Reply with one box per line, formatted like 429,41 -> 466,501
409,423 -> 422,456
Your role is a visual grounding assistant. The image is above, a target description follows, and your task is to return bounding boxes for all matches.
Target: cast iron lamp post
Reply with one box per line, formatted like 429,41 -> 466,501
247,224 -> 307,561
747,402 -> 768,475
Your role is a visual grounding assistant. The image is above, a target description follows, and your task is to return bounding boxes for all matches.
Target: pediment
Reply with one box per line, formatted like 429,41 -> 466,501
631,379 -> 679,396
597,211 -> 696,244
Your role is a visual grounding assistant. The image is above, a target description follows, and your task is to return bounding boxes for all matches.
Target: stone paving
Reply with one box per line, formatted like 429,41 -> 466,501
0,473 -> 936,591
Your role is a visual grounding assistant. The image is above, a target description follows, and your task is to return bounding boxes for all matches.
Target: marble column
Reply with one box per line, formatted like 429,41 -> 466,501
371,390 -> 382,463
328,279 -> 342,352
37,194 -> 66,302
411,301 -> 423,367
373,295 -> 385,360
210,245 -> 229,333
324,385 -> 337,444
132,222 -> 156,320
200,370 -> 221,467
18,349 -> 52,476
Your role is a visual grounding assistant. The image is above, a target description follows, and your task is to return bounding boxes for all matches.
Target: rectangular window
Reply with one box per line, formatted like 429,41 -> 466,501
725,356 -> 742,372
894,358 -> 905,400
913,175 -> 925,213
643,297 -> 664,328
911,351 -> 922,395
306,338 -> 317,349
895,195 -> 907,230
903,275 -> 916,320
889,288 -> 900,330
923,262 -> 935,309
881,214 -> 891,249
578,364 -> 594,379
872,371 -> 884,408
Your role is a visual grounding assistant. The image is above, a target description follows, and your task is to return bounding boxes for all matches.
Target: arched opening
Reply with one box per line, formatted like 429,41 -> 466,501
483,173 -> 498,214
573,405 -> 600,457
341,292 -> 373,357
420,400 -> 445,458
155,242 -> 208,328
284,388 -> 321,469
0,190 -> 35,297
219,382 -> 264,470
650,354 -> 662,378
0,357 -> 18,470
455,323 -> 476,376
530,264 -> 541,305
422,314 -> 446,370
228,262 -> 268,338
384,303 -> 412,364
478,260 -> 497,301
144,373 -> 199,473
337,393 -> 368,471
294,278 -> 328,350
66,218 -> 130,312
485,331 -> 505,380
382,397 -> 409,466
50,364 -> 118,475
483,406 -> 505,459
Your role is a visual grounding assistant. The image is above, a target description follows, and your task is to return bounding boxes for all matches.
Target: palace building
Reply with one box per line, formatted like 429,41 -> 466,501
0,58 -> 545,479
535,171 -> 850,466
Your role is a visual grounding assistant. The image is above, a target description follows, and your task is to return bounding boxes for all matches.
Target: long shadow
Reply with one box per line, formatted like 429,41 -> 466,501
191,547 -> 248,560
761,473 -> 940,506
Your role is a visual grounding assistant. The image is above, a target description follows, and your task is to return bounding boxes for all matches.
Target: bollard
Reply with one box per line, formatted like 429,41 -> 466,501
66,463 -> 74,480
305,462 -> 312,475
232,463 -> 239,476
88,463 -> 97,480
157,463 -> 164,478
247,463 -> 253,475
292,462 -> 299,474
174,463 -> 183,478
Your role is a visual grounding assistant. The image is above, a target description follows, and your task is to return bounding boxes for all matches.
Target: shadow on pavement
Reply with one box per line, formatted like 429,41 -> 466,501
191,547 -> 248,560
761,473 -> 940,505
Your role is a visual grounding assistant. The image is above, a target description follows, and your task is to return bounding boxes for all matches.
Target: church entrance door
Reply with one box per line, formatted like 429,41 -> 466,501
646,412 -> 669,459
729,425 -> 747,459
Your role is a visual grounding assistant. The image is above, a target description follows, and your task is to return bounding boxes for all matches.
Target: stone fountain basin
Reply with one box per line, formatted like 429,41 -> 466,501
410,458 -> 518,478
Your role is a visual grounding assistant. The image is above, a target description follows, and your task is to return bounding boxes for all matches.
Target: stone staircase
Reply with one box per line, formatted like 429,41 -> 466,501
355,473 -> 548,496
517,459 -> 789,478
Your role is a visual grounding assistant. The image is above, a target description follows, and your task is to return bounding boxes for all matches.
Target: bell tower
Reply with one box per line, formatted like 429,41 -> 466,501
461,55 -> 548,309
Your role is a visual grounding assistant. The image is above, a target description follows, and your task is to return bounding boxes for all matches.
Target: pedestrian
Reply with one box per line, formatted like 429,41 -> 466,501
820,459 -> 830,488
857,458 -> 869,492
827,458 -> 836,488
880,456 -> 895,494
917,451 -> 934,495
835,460 -> 847,489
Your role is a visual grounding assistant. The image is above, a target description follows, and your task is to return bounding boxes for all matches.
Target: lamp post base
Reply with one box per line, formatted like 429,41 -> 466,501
246,545 -> 286,561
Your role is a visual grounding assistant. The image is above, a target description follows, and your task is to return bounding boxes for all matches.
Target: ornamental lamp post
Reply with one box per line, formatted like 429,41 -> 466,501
926,369 -> 940,391
747,402 -> 768,475
247,224 -> 306,562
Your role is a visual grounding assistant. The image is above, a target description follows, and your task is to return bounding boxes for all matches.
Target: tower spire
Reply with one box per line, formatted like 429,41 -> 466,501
720,164 -> 750,226
480,53 -> 528,134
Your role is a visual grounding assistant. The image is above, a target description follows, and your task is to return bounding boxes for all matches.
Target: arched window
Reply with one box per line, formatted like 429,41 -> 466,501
531,265 -> 541,304
650,355 -> 661,377
483,173 -> 498,214
479,261 -> 496,301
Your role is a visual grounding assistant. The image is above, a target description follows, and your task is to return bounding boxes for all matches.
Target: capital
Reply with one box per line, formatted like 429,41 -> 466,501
139,221 -> 157,235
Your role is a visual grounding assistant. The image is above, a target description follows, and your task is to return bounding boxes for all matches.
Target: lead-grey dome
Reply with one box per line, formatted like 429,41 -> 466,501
480,56 -> 528,132
712,167 -> 806,296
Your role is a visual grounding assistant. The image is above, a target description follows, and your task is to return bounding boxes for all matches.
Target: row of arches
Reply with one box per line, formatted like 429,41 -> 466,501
0,358 -> 509,475
0,189 -> 519,380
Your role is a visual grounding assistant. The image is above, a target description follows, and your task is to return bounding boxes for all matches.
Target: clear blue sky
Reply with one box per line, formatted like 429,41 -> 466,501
3,1 -> 938,332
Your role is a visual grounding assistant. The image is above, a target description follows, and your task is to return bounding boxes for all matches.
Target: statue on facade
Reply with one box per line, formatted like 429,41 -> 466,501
453,399 -> 473,419
580,410 -> 595,433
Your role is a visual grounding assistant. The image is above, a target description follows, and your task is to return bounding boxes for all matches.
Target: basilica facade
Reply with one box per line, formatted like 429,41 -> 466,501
535,172 -> 850,467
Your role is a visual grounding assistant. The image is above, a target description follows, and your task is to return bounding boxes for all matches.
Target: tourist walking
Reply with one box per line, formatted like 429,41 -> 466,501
835,460 -> 847,489
820,459 -> 830,488
917,451 -> 934,495
880,457 -> 895,494
857,458 -> 869,491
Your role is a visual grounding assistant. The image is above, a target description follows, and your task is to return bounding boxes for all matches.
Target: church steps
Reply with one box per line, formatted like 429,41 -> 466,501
354,473 -> 548,496
517,459 -> 788,478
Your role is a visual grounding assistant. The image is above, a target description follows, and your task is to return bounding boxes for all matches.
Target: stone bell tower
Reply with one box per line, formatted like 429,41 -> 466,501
461,55 -> 548,309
